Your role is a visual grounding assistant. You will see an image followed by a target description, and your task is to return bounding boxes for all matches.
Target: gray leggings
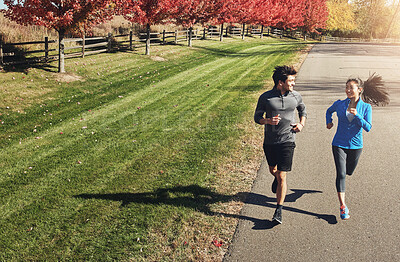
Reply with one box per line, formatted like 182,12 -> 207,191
332,146 -> 363,192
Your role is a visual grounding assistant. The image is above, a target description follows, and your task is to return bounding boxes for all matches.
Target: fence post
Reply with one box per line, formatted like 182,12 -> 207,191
188,27 -> 193,47
44,36 -> 49,62
82,34 -> 85,58
145,24 -> 150,55
129,31 -> 133,50
0,38 -> 3,66
203,28 -> 206,39
107,33 -> 112,52
220,24 -> 224,42
175,30 -> 178,44
162,30 -> 166,45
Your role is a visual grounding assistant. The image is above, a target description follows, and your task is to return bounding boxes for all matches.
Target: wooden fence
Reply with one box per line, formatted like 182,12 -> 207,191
0,26 -> 295,66
0,37 -> 57,64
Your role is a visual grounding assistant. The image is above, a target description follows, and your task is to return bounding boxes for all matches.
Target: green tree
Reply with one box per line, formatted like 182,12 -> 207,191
352,0 -> 392,38
326,0 -> 357,32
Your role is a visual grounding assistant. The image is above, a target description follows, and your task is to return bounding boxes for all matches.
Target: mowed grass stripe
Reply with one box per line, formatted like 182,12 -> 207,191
0,42 -> 294,218
0,39 -> 306,261
1,47 -> 272,221
0,46 -> 268,210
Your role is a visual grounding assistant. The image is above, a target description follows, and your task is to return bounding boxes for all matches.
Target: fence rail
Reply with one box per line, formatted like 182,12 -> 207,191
322,36 -> 400,43
6,26 -> 376,66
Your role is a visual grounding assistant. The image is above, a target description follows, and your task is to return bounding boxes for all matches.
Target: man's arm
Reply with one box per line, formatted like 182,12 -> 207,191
292,116 -> 306,133
254,95 -> 265,124
294,93 -> 307,132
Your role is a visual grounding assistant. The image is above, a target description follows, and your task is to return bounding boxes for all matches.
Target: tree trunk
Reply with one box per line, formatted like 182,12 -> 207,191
385,0 -> 400,38
58,29 -> 65,73
260,25 -> 264,39
242,23 -> 245,40
145,23 -> 150,55
220,23 -> 224,42
188,27 -> 193,47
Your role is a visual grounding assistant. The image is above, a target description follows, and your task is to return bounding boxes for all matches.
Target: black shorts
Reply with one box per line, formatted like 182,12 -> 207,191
263,142 -> 296,172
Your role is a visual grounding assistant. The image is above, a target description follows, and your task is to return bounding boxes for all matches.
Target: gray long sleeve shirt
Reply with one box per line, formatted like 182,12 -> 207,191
254,88 -> 307,145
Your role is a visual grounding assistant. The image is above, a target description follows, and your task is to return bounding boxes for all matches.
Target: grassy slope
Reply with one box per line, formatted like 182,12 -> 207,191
0,38 -> 306,261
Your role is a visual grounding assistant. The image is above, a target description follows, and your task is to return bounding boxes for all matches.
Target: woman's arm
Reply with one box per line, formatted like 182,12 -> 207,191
326,100 -> 338,126
354,104 -> 372,132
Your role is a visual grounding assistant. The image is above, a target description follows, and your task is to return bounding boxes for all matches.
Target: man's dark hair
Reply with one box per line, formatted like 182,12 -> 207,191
272,65 -> 297,88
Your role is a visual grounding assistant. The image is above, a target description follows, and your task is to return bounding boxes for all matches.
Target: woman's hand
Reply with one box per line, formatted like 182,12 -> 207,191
348,108 -> 357,115
327,123 -> 334,129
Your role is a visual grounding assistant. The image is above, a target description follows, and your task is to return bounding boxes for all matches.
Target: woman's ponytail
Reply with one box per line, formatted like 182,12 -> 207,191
361,73 -> 390,106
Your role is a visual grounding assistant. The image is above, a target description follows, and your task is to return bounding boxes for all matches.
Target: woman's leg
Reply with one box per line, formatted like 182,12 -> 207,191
332,146 -> 347,207
332,146 -> 346,191
346,148 -> 363,175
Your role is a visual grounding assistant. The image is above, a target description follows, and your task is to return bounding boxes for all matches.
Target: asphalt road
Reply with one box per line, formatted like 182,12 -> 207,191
224,43 -> 400,262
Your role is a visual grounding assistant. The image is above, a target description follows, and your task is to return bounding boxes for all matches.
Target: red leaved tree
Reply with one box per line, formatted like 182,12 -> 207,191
251,0 -> 285,38
119,0 -> 171,55
4,0 -> 117,73
210,0 -> 236,42
169,0 -> 217,46
274,0 -> 306,31
298,0 -> 328,39
231,0 -> 258,40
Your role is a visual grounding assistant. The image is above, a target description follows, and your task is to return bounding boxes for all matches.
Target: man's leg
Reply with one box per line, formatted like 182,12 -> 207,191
272,170 -> 287,224
269,166 -> 278,193
275,170 -> 287,205
269,165 -> 277,176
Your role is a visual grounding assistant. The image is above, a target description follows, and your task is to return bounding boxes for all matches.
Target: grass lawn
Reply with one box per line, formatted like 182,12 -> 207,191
0,37 -> 308,261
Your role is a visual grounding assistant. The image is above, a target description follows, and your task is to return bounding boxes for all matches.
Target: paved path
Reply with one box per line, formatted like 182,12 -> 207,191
224,43 -> 400,262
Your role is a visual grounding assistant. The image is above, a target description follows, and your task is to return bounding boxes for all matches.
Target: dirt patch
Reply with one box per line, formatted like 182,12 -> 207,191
53,73 -> 84,82
151,56 -> 167,62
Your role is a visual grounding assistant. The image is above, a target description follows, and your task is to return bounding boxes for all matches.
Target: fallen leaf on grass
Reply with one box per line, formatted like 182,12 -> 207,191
212,240 -> 223,247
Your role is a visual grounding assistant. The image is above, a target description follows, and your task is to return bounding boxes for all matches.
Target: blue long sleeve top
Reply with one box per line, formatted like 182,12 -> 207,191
326,98 -> 372,149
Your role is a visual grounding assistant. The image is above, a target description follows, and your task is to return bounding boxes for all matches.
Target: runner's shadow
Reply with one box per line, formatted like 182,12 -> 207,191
75,186 -> 337,231
240,189 -> 337,227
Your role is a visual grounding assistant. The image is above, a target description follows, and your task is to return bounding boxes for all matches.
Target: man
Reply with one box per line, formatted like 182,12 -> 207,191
254,65 -> 307,224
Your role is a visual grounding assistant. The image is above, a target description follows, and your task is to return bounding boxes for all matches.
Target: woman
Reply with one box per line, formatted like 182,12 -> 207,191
326,75 -> 388,220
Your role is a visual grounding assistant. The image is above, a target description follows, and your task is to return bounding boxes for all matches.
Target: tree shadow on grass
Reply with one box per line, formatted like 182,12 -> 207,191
2,61 -> 58,73
75,185 -> 337,231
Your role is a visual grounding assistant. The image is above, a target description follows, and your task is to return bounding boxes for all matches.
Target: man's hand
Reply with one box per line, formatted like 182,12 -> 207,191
291,123 -> 304,133
326,123 -> 334,129
261,114 -> 281,125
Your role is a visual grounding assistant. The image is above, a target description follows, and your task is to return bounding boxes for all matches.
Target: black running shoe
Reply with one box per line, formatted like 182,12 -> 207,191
272,209 -> 282,224
271,177 -> 278,193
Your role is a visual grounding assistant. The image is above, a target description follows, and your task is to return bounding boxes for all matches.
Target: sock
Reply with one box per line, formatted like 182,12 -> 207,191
276,204 -> 283,212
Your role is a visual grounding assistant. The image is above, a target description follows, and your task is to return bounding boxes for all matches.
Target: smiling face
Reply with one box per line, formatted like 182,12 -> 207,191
346,81 -> 362,100
279,75 -> 296,93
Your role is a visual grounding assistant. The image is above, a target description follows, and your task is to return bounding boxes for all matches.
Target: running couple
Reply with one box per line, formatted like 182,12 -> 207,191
254,65 -> 376,224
